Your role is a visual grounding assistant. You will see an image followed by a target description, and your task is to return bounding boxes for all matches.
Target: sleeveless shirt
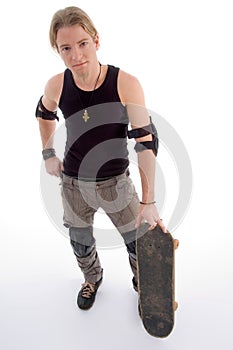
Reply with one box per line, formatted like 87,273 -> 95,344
58,65 -> 129,179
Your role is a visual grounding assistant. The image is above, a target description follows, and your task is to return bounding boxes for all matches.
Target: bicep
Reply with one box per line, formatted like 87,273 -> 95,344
43,73 -> 64,111
43,83 -> 58,112
118,72 -> 152,141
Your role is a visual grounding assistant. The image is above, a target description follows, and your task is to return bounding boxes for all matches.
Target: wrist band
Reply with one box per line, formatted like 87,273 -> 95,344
42,148 -> 56,160
140,201 -> 156,205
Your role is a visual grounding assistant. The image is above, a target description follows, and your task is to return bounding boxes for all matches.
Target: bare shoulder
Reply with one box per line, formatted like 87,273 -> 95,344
43,72 -> 64,110
118,69 -> 145,106
118,69 -> 151,129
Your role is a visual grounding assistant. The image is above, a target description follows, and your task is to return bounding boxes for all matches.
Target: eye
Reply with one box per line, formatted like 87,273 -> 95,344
61,46 -> 71,54
80,41 -> 88,48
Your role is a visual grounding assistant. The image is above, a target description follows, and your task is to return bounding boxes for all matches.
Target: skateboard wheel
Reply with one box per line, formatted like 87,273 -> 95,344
174,239 -> 179,250
173,301 -> 178,311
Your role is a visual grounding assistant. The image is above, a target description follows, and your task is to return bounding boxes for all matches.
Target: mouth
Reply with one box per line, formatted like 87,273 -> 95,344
72,62 -> 87,68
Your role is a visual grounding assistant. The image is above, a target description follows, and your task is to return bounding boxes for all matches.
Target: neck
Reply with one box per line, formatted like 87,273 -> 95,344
73,62 -> 101,91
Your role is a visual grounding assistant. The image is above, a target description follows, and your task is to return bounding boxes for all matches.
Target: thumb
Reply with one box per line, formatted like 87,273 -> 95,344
60,162 -> 64,172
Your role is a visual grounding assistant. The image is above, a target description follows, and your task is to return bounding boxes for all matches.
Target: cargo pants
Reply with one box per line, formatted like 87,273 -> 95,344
60,171 -> 140,285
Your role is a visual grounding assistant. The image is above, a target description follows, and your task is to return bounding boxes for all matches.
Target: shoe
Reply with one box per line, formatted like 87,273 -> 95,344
77,277 -> 102,310
132,277 -> 138,292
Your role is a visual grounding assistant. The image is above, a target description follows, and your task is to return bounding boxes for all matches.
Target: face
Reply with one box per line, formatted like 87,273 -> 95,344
56,24 -> 99,74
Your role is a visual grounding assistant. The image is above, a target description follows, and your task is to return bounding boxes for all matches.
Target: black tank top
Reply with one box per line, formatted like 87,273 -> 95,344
58,65 -> 129,179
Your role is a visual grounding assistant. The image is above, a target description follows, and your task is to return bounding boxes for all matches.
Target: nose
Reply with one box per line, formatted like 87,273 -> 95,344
71,46 -> 82,61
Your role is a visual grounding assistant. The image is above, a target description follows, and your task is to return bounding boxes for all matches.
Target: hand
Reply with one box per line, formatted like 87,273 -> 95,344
45,156 -> 64,177
135,203 -> 167,233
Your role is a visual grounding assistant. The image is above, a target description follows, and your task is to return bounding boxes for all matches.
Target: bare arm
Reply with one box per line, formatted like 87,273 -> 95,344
37,74 -> 64,176
39,119 -> 56,149
118,71 -> 166,232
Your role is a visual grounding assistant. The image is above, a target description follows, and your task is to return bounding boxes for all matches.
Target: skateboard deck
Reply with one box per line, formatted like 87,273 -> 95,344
136,225 -> 178,338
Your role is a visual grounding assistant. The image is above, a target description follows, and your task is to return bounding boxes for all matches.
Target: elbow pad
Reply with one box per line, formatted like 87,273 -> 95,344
127,116 -> 159,156
35,96 -> 59,121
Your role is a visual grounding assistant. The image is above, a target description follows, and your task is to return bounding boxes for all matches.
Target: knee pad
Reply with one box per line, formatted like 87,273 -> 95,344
69,227 -> 95,246
125,240 -> 136,260
121,228 -> 137,259
69,227 -> 95,257
70,239 -> 94,258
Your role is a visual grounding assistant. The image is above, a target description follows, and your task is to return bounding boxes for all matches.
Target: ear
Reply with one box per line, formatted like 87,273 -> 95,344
94,33 -> 100,50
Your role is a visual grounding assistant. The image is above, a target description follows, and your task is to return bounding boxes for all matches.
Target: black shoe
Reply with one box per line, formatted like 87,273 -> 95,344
77,278 -> 102,310
132,277 -> 138,292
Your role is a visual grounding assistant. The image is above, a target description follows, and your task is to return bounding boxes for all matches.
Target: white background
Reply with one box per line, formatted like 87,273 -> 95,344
0,0 -> 232,349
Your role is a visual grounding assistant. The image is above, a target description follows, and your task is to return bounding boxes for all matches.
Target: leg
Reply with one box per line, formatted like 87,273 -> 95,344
69,226 -> 103,284
97,173 -> 141,289
60,174 -> 103,309
61,174 -> 103,283
69,227 -> 103,310
123,231 -> 138,291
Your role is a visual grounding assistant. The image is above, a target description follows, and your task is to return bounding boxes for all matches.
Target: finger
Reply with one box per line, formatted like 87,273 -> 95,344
156,219 -> 167,233
51,169 -> 60,177
148,222 -> 158,231
135,213 -> 142,228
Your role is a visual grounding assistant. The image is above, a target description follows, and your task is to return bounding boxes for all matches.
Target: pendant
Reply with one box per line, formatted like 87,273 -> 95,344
83,109 -> 90,122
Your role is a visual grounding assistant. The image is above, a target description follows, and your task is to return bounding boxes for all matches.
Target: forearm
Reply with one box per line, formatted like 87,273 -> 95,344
38,119 -> 56,149
38,118 -> 63,176
138,149 -> 156,203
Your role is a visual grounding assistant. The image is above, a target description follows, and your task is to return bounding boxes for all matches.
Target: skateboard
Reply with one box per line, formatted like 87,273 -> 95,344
136,224 -> 179,338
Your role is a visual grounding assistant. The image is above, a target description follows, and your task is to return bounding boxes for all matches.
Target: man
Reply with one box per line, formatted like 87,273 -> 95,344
36,6 -> 166,310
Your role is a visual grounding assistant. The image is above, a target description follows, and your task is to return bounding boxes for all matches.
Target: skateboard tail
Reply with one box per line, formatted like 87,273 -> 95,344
141,310 -> 174,338
136,225 -> 176,338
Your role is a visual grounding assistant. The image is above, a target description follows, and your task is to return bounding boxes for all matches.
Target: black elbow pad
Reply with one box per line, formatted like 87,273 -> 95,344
35,96 -> 59,121
128,116 -> 159,156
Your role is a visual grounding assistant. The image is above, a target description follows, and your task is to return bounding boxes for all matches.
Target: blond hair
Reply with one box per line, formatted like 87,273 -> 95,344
49,6 -> 98,50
